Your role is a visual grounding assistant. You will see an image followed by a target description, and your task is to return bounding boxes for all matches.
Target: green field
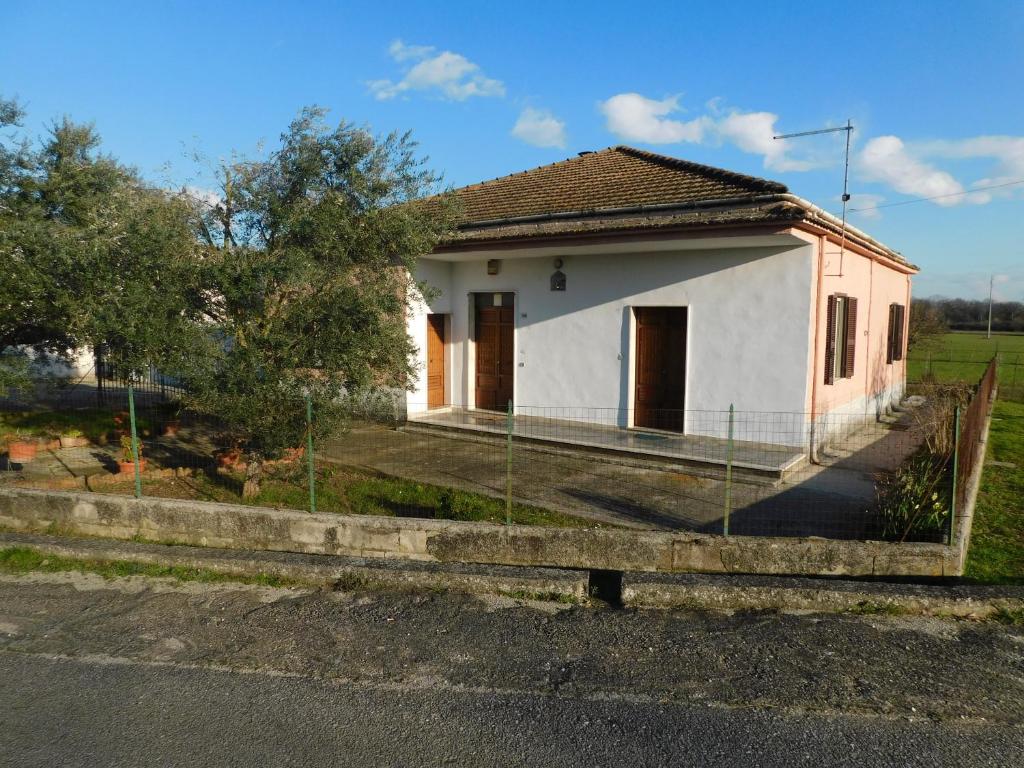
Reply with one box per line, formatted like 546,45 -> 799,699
963,399 -> 1024,584
913,333 -> 1023,583
908,331 -> 1024,399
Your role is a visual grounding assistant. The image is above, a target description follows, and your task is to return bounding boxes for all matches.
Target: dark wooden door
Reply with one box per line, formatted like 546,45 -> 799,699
475,295 -> 514,410
634,307 -> 687,431
426,314 -> 446,409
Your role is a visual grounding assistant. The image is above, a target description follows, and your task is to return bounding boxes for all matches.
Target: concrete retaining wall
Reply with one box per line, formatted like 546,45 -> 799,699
0,487 -> 960,577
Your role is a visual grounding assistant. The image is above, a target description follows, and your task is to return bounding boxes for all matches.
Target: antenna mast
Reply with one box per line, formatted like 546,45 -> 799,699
773,120 -> 854,276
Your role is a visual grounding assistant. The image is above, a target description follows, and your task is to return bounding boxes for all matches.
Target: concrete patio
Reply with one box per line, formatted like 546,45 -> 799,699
406,408 -> 807,480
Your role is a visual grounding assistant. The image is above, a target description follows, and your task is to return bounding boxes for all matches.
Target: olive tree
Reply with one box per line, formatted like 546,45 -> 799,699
182,107 -> 454,497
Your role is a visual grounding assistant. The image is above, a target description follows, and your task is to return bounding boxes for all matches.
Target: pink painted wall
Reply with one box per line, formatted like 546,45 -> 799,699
806,234 -> 913,418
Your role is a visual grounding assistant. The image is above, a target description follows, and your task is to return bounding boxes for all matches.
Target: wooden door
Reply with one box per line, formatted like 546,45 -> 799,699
426,314 -> 446,409
634,307 -> 687,431
474,294 -> 514,411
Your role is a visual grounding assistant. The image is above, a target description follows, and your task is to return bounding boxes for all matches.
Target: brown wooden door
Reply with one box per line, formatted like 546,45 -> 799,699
474,294 -> 514,411
426,314 -> 446,409
634,307 -> 687,431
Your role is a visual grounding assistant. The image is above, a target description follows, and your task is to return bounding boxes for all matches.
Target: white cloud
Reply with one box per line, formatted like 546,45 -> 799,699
915,135 -> 1024,200
370,39 -> 505,101
511,108 -> 567,148
599,92 -> 1024,209
182,185 -> 222,210
599,94 -> 709,144
858,136 -> 975,206
598,93 -> 814,171
716,111 -> 818,172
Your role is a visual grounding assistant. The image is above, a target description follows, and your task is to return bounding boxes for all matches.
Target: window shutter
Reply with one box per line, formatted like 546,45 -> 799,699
824,295 -> 837,385
894,304 -> 905,361
886,304 -> 897,364
842,297 -> 858,378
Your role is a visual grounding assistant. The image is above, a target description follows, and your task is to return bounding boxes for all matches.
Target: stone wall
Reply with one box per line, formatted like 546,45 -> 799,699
0,487 -> 960,577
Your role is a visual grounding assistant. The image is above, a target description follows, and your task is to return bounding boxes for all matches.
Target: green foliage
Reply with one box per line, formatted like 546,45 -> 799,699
119,434 -> 141,462
0,409 -> 146,442
0,349 -> 32,398
0,101 -> 203,377
179,107 -> 456,492
876,452 -> 951,541
991,607 -> 1024,626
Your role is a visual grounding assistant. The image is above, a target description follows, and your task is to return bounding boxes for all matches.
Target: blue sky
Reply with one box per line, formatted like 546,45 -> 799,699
4,0 -> 1023,299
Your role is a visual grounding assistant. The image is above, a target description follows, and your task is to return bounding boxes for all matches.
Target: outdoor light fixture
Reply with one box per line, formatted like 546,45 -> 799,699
487,259 -> 501,275
551,257 -> 566,291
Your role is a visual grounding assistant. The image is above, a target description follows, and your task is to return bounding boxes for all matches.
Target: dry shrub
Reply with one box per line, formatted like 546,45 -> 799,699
912,382 -> 972,458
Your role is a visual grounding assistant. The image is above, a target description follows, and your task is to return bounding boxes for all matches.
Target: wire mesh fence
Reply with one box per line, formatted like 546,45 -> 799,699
908,348 -> 1022,402
2,367 -> 989,544
953,359 -> 998,523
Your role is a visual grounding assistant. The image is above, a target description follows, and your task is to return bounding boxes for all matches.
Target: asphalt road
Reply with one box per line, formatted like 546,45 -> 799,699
1,572 -> 1022,766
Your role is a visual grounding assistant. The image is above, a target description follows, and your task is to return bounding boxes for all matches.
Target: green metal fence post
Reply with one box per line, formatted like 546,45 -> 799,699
506,399 -> 513,526
948,405 -> 961,546
127,383 -> 142,500
723,404 -> 734,537
306,394 -> 316,515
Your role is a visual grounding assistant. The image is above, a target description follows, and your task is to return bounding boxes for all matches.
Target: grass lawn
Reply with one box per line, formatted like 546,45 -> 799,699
0,546 -> 298,587
91,463 -> 603,529
905,332 -> 1022,583
907,331 -> 1024,397
963,399 -> 1024,584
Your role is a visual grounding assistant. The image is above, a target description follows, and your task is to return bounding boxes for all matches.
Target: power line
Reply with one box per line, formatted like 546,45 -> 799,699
848,178 -> 1024,212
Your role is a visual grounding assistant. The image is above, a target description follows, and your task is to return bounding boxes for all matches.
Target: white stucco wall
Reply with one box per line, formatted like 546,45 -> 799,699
6,346 -> 95,380
406,240 -> 815,439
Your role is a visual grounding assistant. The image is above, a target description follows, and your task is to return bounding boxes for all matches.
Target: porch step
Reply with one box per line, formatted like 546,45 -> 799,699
402,420 -> 805,485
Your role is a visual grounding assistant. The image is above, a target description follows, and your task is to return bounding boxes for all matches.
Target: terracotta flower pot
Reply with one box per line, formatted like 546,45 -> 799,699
117,458 -> 147,475
7,441 -> 38,463
217,450 -> 241,469
282,446 -> 305,463
59,435 -> 89,449
163,421 -> 181,437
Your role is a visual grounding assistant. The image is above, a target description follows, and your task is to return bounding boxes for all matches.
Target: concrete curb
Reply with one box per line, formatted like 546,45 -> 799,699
0,532 -> 589,602
622,572 -> 1024,618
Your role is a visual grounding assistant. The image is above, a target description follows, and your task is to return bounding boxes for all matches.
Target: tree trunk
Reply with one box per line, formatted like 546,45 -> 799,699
241,451 -> 263,499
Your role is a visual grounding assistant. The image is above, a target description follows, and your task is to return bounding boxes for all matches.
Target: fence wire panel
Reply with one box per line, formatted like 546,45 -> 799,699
2,376 -> 980,544
0,380 -> 246,502
955,359 -> 998,516
908,351 -> 1022,402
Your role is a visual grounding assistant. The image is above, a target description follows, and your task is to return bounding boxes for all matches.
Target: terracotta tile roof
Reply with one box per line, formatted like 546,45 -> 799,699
446,200 -> 806,243
448,145 -> 788,224
427,145 -> 912,269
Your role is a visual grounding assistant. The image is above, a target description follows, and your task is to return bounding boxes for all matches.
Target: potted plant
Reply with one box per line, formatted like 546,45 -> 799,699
59,428 -> 89,449
118,435 -> 146,475
6,431 -> 39,463
162,402 -> 183,437
215,434 -> 243,469
281,445 -> 305,463
112,412 -> 129,440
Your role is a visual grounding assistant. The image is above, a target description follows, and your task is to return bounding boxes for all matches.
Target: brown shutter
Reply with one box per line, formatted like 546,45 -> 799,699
894,304 -> 905,361
842,297 -> 858,378
824,295 -> 837,385
886,304 -> 897,364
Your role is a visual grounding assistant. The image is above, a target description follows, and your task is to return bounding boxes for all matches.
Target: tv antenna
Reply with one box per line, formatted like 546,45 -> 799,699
773,119 -> 853,275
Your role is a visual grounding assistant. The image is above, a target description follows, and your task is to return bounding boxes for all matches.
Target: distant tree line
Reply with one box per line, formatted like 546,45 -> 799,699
913,297 -> 1024,333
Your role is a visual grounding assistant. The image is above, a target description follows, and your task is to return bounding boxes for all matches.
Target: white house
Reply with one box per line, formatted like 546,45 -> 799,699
405,146 -> 916,451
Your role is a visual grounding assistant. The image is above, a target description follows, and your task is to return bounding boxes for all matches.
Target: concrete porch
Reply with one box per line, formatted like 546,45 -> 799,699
405,408 -> 807,481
